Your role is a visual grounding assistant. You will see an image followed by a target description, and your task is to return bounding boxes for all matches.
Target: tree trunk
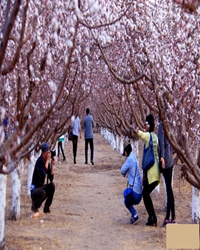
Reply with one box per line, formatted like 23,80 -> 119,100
100,128 -> 117,152
10,160 -> 24,220
192,187 -> 200,223
116,135 -> 120,154
119,137 -> 124,155
0,173 -> 7,250
27,153 -> 36,197
132,140 -> 139,159
110,133 -> 116,151
191,147 -> 200,223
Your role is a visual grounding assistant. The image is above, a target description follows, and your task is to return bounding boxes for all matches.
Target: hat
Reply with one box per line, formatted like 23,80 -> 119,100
146,114 -> 154,126
123,140 -> 131,156
124,140 -> 130,149
41,142 -> 50,153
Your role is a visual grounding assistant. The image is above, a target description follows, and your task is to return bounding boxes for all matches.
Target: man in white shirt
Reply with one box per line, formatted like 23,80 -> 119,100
72,113 -> 81,164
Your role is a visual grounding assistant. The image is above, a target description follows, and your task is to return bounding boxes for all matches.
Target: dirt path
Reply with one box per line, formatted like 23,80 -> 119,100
5,133 -> 192,250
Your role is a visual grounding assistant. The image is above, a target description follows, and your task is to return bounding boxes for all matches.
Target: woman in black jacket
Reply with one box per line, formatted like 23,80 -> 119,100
158,121 -> 176,227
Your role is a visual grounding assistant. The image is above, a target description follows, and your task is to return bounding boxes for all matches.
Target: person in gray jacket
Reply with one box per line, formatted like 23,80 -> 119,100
84,108 -> 94,165
120,140 -> 142,225
158,120 -> 176,227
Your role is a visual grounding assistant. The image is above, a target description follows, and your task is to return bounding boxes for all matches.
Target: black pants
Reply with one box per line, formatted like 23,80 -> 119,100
72,135 -> 78,162
163,167 -> 175,220
31,182 -> 55,212
85,138 -> 94,163
58,141 -> 65,160
143,179 -> 159,218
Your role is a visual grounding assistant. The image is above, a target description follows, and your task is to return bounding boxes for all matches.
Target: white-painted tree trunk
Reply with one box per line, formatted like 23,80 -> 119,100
10,160 -> 24,220
192,147 -> 200,223
192,187 -> 200,223
110,133 -> 115,150
0,172 -> 7,249
115,135 -> 120,153
27,153 -> 37,196
119,137 -> 124,155
101,127 -> 140,157
131,140 -> 139,159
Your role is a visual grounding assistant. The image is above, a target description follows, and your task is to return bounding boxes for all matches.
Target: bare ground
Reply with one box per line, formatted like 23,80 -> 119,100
5,133 -> 192,250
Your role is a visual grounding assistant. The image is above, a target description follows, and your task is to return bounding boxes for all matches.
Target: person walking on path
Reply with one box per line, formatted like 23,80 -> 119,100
31,142 -> 55,217
84,108 -> 94,165
57,135 -> 66,161
137,114 -> 160,226
158,120 -> 176,227
120,140 -> 142,225
72,113 -> 81,164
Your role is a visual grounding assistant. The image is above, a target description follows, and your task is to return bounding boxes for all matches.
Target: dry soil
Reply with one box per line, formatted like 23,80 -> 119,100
5,133 -> 193,250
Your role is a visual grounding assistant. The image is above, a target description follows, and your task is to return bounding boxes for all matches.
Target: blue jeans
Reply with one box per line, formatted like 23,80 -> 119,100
124,190 -> 142,216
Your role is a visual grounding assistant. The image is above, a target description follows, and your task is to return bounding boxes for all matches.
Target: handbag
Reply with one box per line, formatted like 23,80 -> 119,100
142,133 -> 155,171
124,188 -> 134,206
68,130 -> 73,141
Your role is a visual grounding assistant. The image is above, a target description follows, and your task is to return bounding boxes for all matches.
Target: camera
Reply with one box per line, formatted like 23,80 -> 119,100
50,149 -> 56,158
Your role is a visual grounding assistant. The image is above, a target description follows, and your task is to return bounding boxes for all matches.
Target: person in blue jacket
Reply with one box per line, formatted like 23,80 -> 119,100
120,140 -> 142,225
84,108 -> 94,165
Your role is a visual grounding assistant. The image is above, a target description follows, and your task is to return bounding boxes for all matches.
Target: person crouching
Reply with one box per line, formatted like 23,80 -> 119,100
31,142 -> 55,217
120,140 -> 142,225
